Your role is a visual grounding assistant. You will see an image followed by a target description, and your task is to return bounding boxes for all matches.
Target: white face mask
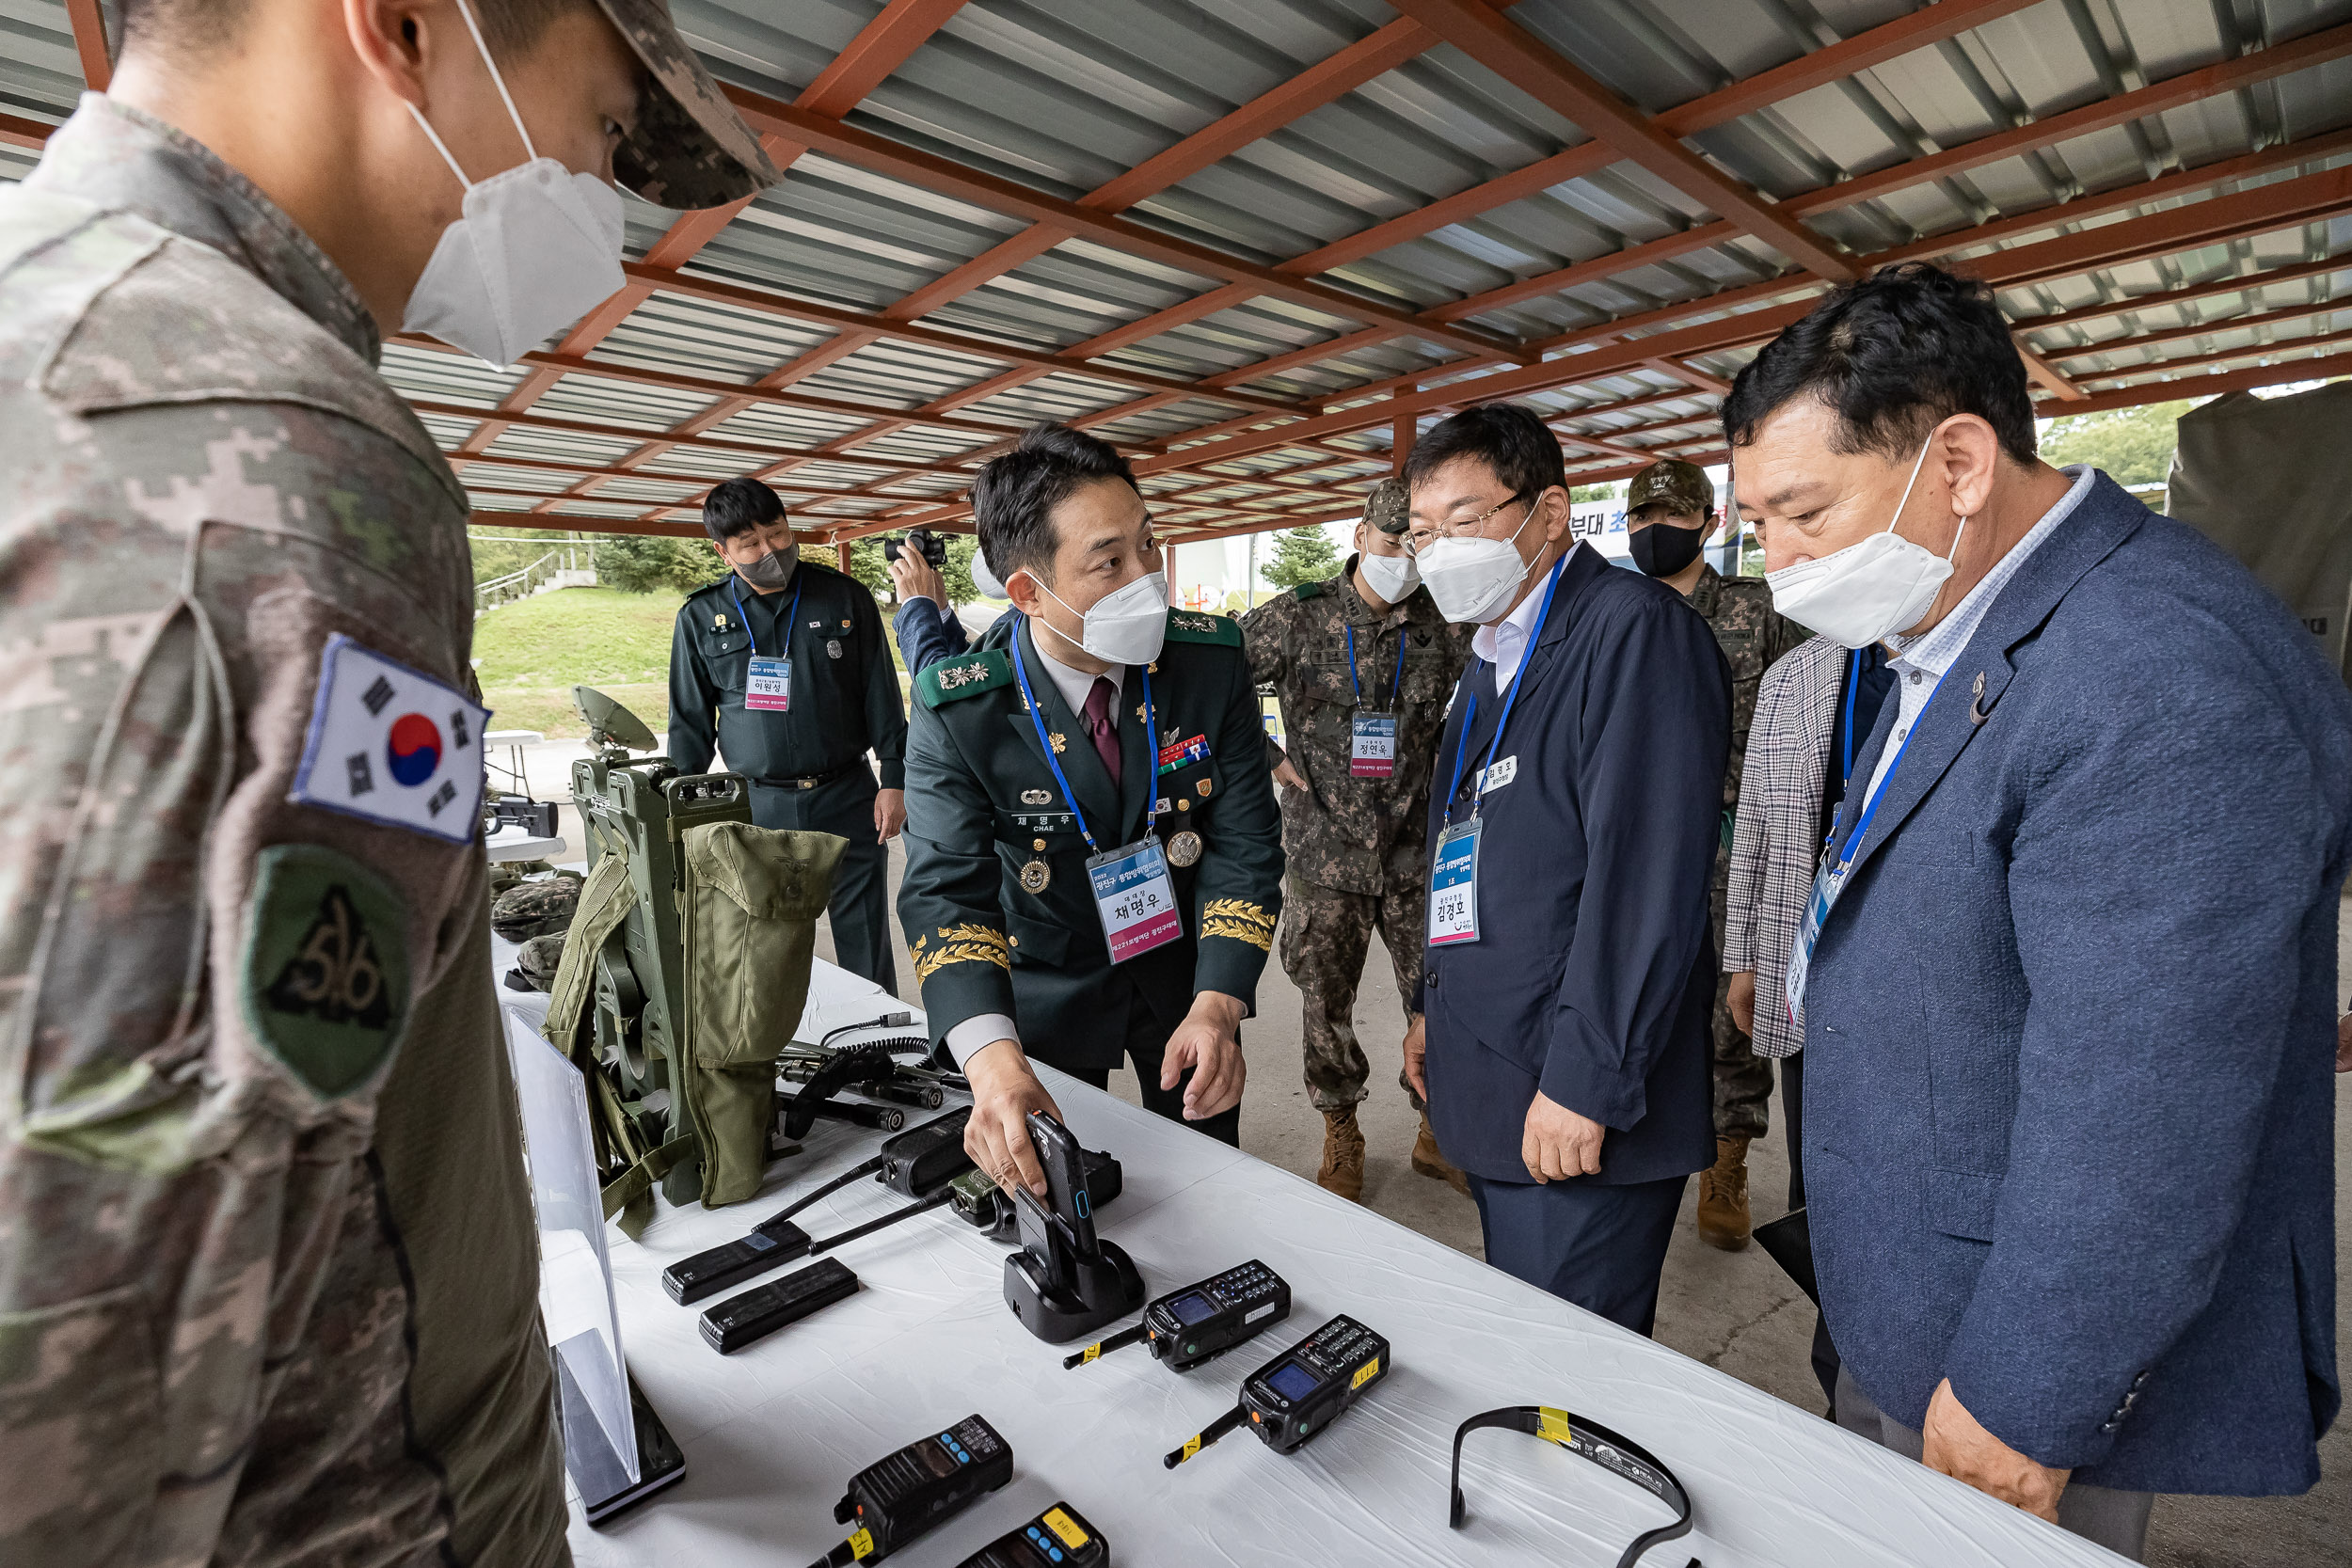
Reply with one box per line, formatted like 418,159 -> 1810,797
970,548 -> 1004,599
400,0 -> 626,369
1357,547 -> 1420,605
1763,434 -> 1969,649
1030,570 -> 1168,666
1416,499 -> 1541,625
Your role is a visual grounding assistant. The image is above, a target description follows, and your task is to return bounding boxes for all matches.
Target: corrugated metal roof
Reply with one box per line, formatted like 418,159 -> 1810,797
4,0 -> 2348,539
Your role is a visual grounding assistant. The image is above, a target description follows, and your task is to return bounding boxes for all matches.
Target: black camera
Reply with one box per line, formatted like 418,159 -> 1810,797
885,528 -> 947,568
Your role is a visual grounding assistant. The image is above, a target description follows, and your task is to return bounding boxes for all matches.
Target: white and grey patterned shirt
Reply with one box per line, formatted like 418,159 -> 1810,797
1857,465 -> 2097,806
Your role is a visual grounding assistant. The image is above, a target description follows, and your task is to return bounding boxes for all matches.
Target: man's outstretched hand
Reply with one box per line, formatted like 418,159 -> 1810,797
1161,991 -> 1248,1120
963,1039 -> 1062,1196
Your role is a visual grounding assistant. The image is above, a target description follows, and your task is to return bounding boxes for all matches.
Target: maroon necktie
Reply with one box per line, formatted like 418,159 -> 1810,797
1082,676 -> 1122,788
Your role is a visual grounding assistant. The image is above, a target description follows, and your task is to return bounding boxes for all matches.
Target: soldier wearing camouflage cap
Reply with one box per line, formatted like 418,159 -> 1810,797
1623,458 -> 1806,1253
1240,481 -> 1474,1201
0,1 -> 774,1562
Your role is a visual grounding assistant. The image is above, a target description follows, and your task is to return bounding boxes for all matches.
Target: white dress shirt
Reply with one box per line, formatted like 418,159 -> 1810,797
1856,464 -> 2095,809
944,626 -> 1125,1068
1470,542 -> 1580,688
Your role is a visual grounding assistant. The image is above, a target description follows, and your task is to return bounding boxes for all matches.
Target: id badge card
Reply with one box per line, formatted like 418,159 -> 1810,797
746,656 -> 791,713
1782,856 -> 1845,1024
1350,712 -> 1397,778
1427,818 -> 1482,945
1088,837 -> 1183,964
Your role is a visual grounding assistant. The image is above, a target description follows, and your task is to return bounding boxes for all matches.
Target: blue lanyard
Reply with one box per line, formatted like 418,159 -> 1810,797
1832,673 -> 1941,870
1343,621 -> 1410,712
1442,551 -> 1570,824
1009,617 -> 1153,855
1840,647 -> 1862,790
730,574 -> 804,661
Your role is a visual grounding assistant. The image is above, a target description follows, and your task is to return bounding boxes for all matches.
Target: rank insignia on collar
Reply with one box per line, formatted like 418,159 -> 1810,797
1049,733 -> 1068,753
938,661 -> 993,689
1021,788 -> 1052,805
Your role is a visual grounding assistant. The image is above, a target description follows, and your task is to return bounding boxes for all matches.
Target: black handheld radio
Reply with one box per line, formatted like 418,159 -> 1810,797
1004,1112 -> 1144,1342
954,1148 -> 1125,1243
951,1502 -> 1109,1568
663,1109 -> 972,1305
1063,1259 -> 1290,1372
807,1415 -> 1013,1567
1163,1315 -> 1391,1466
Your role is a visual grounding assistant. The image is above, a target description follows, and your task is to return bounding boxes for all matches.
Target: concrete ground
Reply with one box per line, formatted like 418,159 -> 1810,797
522,739 -> 2345,1566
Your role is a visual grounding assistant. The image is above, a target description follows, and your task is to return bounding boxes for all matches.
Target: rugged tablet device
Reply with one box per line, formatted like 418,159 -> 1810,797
1064,1259 -> 1290,1372
1164,1315 -> 1390,1465
807,1415 -> 1013,1567
951,1502 -> 1109,1568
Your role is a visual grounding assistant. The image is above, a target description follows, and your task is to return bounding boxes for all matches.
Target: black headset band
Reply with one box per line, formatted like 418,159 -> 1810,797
1448,1405 -> 1694,1568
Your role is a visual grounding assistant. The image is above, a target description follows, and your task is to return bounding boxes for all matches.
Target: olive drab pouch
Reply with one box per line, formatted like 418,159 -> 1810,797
678,822 -> 847,1207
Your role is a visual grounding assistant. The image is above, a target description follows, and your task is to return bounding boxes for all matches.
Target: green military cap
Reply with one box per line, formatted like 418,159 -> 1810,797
1362,478 -> 1410,535
1627,458 -> 1715,516
594,0 -> 784,208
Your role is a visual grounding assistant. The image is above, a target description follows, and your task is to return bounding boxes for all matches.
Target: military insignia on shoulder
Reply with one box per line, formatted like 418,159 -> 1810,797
1292,581 -> 1324,601
241,845 -> 410,1100
288,635 -> 487,846
915,649 -> 1011,708
1164,610 -> 1243,648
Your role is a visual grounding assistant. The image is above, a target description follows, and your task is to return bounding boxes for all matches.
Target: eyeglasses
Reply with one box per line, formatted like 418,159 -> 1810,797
1449,1405 -> 1695,1568
1405,492 -> 1528,557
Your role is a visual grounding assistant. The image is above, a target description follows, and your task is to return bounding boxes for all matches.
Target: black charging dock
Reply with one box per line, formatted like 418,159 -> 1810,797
1002,1111 -> 1145,1343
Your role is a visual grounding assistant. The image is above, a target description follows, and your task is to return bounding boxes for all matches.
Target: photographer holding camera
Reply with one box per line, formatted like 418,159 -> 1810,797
888,528 -> 1016,675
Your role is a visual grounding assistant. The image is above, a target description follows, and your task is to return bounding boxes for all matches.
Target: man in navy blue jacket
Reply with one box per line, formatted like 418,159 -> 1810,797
1729,261 -> 2348,1560
1401,404 -> 1730,1337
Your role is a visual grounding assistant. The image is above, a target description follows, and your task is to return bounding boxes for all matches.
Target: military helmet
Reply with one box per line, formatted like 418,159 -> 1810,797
1362,478 -> 1410,535
491,871 -> 584,942
515,933 -> 568,993
1627,458 -> 1715,517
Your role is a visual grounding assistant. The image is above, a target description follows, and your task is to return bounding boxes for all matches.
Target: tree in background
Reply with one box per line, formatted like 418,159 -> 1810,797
2038,400 -> 2193,486
1571,481 -> 1624,501
596,535 -> 728,595
1263,525 -> 1344,591
847,531 -> 983,604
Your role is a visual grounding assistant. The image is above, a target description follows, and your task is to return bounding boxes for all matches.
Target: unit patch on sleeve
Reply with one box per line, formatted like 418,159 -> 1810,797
240,844 -> 412,1099
288,634 -> 489,845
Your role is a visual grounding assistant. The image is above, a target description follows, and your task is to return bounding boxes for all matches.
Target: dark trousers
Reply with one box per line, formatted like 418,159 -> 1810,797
750,770 -> 897,996
1467,1172 -> 1688,1336
1781,1050 -> 1843,1412
1062,988 -> 1241,1148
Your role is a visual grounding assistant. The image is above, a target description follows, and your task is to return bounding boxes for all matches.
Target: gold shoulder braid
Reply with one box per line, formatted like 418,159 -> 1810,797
910,923 -> 1012,983
1200,898 -> 1275,951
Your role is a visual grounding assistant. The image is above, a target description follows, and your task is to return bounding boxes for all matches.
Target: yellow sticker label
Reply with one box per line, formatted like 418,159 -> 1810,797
1041,1509 -> 1089,1548
848,1528 -> 875,1560
1536,1406 -> 1573,1446
1181,1435 -> 1202,1461
1081,1344 -> 1101,1363
1350,1357 -> 1380,1390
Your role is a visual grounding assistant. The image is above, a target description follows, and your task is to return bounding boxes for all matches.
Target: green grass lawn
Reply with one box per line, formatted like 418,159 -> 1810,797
473,583 -> 915,740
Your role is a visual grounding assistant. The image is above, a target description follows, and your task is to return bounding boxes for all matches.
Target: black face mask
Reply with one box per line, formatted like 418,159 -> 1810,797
1629,520 -> 1703,578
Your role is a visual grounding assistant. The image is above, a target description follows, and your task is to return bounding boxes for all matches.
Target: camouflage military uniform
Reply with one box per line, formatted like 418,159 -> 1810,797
0,102 -> 565,1567
1688,562 -> 1808,1138
1241,554 -> 1471,1112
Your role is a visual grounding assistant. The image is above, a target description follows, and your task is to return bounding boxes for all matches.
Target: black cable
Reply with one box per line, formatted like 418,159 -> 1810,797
803,1186 -> 956,1256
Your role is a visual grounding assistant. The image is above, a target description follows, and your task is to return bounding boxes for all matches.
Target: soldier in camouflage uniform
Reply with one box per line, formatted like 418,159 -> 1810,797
1240,481 -> 1473,1202
0,2 -> 775,1563
1623,459 -> 1807,1251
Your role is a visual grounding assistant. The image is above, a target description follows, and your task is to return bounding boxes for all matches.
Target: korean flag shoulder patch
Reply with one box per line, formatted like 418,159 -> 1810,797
288,635 -> 489,845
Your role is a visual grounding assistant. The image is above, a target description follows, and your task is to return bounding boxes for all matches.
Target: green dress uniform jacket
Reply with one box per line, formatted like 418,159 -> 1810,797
897,611 -> 1284,1071
667,559 -> 907,789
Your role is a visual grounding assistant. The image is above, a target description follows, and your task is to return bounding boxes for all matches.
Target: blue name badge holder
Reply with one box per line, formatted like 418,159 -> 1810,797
1425,555 -> 1568,948
1012,627 -> 1182,965
1345,624 -> 1406,779
734,578 -> 802,713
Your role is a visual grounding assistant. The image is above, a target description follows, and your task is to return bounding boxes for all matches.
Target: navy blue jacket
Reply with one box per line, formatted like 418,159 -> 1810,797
1419,545 -> 1730,1186
1805,472 -> 2349,1495
893,596 -> 969,676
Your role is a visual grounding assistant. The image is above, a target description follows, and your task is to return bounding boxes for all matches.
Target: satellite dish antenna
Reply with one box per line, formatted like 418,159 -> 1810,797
574,686 -> 659,758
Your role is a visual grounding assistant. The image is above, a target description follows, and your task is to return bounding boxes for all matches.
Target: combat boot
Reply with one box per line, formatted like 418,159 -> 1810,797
1696,1135 -> 1753,1250
1410,1112 -> 1470,1196
1316,1106 -> 1367,1202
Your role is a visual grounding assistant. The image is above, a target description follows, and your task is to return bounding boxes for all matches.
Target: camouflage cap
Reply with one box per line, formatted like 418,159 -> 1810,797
1362,478 -> 1410,535
516,932 -> 568,992
594,0 -> 782,209
1627,458 -> 1715,516
491,872 -> 583,942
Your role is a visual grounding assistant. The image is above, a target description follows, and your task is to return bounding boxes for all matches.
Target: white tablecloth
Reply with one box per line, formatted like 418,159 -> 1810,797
503,954 -> 2121,1568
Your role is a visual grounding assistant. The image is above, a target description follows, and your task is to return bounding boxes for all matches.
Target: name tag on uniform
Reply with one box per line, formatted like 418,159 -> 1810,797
1087,838 -> 1182,964
1782,856 -> 1845,1024
1427,819 -> 1481,945
1350,713 -> 1396,778
746,655 -> 790,712
1477,754 -> 1517,794
289,635 -> 488,846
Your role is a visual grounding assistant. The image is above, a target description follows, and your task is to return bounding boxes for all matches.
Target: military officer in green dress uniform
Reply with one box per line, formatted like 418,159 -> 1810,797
897,424 -> 1284,1193
670,476 -> 909,993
